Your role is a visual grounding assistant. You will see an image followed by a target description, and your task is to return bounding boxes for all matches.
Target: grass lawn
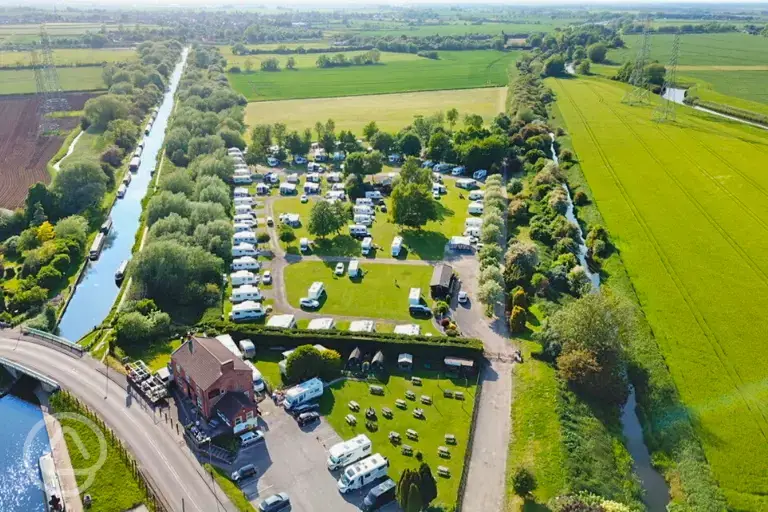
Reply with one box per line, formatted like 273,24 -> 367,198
272,175 -> 480,260
550,74 -> 768,510
283,260 -> 437,333
228,50 -> 518,101
319,371 -> 477,508
245,87 -> 507,135
50,394 -> 147,512
0,66 -> 106,95
0,48 -> 136,68
205,464 -> 256,512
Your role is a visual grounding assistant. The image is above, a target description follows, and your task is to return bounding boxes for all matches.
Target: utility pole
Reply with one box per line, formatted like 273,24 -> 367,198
653,33 -> 681,123
622,16 -> 653,106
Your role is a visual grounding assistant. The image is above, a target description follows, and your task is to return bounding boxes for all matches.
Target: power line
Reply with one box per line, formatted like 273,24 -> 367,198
653,33 -> 681,123
622,16 -> 652,106
31,24 -> 69,135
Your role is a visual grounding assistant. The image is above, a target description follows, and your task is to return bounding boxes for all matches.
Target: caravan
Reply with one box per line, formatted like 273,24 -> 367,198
361,237 -> 373,255
230,285 -> 262,303
283,378 -> 324,410
231,256 -> 260,271
327,434 -> 372,470
231,270 -> 257,286
353,214 -> 373,226
349,224 -> 369,239
229,301 -> 265,322
337,454 -> 389,493
391,236 -> 403,257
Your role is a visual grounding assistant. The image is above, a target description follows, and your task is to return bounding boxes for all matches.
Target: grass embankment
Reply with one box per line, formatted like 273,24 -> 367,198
228,50 -> 519,101
244,87 -> 507,134
551,75 -> 768,509
49,392 -> 148,512
272,175 -> 481,260
320,372 -> 476,509
204,464 -> 257,512
0,66 -> 106,95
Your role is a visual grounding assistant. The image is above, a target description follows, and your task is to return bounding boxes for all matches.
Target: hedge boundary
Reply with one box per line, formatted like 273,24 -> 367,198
455,367 -> 484,511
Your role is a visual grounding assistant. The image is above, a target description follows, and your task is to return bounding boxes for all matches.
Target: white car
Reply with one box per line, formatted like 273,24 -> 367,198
300,298 -> 320,309
266,216 -> 274,226
262,271 -> 272,284
300,194 -> 308,203
458,291 -> 469,304
334,262 -> 345,275
267,157 -> 280,167
294,155 -> 308,165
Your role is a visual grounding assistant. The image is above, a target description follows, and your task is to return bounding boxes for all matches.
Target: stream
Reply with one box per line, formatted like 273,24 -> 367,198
56,48 -> 189,341
663,87 -> 768,131
549,134 -> 670,510
52,130 -> 84,172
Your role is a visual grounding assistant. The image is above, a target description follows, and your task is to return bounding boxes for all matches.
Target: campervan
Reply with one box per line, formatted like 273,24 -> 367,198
361,479 -> 397,512
349,224 -> 369,238
348,260 -> 360,278
353,205 -> 374,216
355,198 -> 373,207
239,339 -> 256,358
337,454 -> 389,494
353,214 -> 373,226
365,191 -> 383,201
391,236 -> 403,257
283,378 -> 324,410
361,237 -> 373,255
327,434 -> 372,471
308,281 -> 325,300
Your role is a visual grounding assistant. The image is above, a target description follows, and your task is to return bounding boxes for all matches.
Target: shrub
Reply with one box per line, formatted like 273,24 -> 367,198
531,273 -> 550,297
509,306 -> 527,333
512,467 -> 536,497
50,254 -> 71,272
511,289 -> 528,310
433,301 -> 449,316
36,265 -> 62,289
507,179 -> 523,195
256,231 -> 270,243
558,148 -> 574,162
573,190 -> 588,206
278,224 -> 296,243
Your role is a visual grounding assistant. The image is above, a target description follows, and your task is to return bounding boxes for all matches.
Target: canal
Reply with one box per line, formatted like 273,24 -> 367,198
57,48 -> 189,341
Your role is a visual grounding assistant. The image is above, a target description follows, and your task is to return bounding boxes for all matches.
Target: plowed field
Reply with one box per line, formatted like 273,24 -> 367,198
0,93 -> 92,209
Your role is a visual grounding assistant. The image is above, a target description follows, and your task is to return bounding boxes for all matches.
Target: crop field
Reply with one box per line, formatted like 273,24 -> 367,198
682,69 -> 768,105
0,93 -> 93,209
0,66 -> 106,95
0,48 -> 136,68
550,75 -> 768,510
609,33 -> 768,66
221,47 -> 422,70
245,87 -> 506,134
228,50 -> 518,101
0,23 -> 159,43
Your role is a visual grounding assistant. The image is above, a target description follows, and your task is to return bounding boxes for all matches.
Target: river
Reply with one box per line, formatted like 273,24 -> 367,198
662,87 -> 768,131
549,134 -> 670,510
0,393 -> 51,512
57,48 -> 189,341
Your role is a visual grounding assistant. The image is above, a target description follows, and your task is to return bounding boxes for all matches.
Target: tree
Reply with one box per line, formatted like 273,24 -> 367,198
53,160 -> 107,215
512,467 -> 536,497
464,113 -> 483,129
478,281 -> 503,313
417,463 -> 437,506
54,216 -> 88,246
456,134 -> 508,172
36,221 -> 55,244
405,484 -> 422,512
30,203 -> 47,227
273,123 -> 287,148
644,62 -> 666,85
278,224 -> 296,243
504,241 -> 539,285
446,108 -> 459,129
83,94 -> 129,130
371,131 -> 395,154
260,57 -> 280,71
397,469 -> 419,511
250,124 -> 273,158
187,135 -> 225,161
577,60 -> 591,75
397,131 -> 421,157
343,151 -> 382,178
286,56 -> 296,70
568,266 -> 593,296
426,131 -> 452,162
362,121 -> 379,140
25,183 -> 58,225
509,305 -> 527,333
587,43 -> 608,63
105,119 -> 139,151
543,54 -> 566,77
286,130 -> 310,157
391,182 -> 437,229
308,201 -> 346,238
285,345 -> 324,382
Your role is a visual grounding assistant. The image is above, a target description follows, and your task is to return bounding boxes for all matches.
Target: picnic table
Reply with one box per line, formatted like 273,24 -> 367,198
382,407 -> 393,418
411,377 -> 422,386
438,446 -> 450,458
454,391 -> 465,400
406,429 -> 418,440
348,400 -> 360,411
395,399 -> 407,409
405,390 -> 416,400
437,466 -> 450,477
388,431 -> 401,443
443,389 -> 454,398
445,434 -> 456,444
413,408 -> 424,419
345,414 -> 357,425
420,395 -> 432,405
401,444 -> 413,456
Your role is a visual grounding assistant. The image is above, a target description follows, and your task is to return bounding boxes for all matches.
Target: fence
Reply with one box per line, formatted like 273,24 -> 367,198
455,365 -> 485,512
21,326 -> 84,356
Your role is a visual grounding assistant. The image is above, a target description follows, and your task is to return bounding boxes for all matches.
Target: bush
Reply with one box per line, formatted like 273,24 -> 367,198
558,148 -> 574,162
256,231 -> 270,244
512,467 -> 536,497
573,191 -> 588,206
36,265 -> 62,289
509,306 -> 527,333
50,254 -> 71,272
433,301 -> 449,316
507,179 -> 523,195
278,224 -> 296,243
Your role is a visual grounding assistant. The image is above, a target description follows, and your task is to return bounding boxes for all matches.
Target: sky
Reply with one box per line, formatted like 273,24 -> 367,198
5,0 -> 768,6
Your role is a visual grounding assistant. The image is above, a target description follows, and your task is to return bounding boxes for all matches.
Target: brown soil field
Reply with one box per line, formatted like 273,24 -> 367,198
0,92 -> 93,209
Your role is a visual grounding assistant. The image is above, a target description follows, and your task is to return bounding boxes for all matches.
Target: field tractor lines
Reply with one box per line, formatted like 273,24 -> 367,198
554,78 -> 768,442
589,83 -> 768,291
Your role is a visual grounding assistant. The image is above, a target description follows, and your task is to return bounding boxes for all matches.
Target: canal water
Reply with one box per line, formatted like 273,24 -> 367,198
662,87 -> 768,131
0,393 -> 51,512
57,48 -> 189,341
549,134 -> 670,510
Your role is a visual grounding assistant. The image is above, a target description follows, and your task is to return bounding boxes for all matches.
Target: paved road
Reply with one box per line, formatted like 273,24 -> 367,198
0,334 -> 235,512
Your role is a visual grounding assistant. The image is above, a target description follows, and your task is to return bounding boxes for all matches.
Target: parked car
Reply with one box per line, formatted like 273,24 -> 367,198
240,430 -> 265,447
266,217 -> 274,226
334,262 -> 345,275
231,464 -> 258,482
262,271 -> 272,284
297,412 -> 320,427
300,298 -> 320,309
473,169 -> 488,180
300,194 -> 308,203
458,291 -> 469,304
421,160 -> 434,169
290,403 -> 320,416
258,492 -> 290,512
432,191 -> 440,200
294,155 -> 308,165
267,157 -> 280,167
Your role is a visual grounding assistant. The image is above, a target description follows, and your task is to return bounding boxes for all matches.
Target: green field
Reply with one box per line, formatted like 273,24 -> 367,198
283,260 -> 436,332
0,23 -> 159,44
609,33 -> 768,66
320,372 -> 476,508
245,87 -> 506,134
682,69 -> 768,106
272,176 -> 480,260
228,50 -> 518,101
550,75 -> 768,510
0,66 -> 105,95
0,48 -> 136,68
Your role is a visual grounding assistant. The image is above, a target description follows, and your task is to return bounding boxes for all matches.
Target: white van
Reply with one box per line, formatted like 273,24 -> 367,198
283,378 -> 324,410
365,190 -> 383,201
327,434 -> 372,471
349,224 -> 369,238
353,214 -> 373,226
391,236 -> 403,257
361,237 -> 373,255
308,281 -> 325,300
338,454 -> 389,493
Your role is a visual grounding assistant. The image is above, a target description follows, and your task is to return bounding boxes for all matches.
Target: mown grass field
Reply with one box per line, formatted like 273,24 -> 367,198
0,48 -> 136,68
320,372 -> 476,508
550,75 -> 768,510
244,87 -> 506,134
228,50 -> 519,101
609,33 -> 768,66
682,69 -> 768,105
0,66 -> 105,95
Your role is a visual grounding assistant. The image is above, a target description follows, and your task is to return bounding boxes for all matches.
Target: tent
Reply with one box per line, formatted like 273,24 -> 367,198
371,351 -> 385,372
398,353 -> 413,371
347,347 -> 362,369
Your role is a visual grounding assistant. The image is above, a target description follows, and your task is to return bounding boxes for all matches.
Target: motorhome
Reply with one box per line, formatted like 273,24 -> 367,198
239,339 -> 256,358
283,378 -> 324,410
348,260 -> 360,278
327,434 -> 372,470
337,454 -> 389,494
231,256 -> 260,271
308,281 -> 325,300
89,233 -> 106,260
391,236 -> 403,257
353,214 -> 373,226
408,287 -> 430,314
229,301 -> 265,322
115,259 -> 129,284
361,237 -> 373,255
349,224 -> 369,238
230,285 -> 262,303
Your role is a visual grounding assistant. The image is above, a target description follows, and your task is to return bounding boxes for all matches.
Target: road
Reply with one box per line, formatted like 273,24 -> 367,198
0,334 -> 235,512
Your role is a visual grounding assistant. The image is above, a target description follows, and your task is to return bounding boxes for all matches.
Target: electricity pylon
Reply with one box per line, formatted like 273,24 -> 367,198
622,17 -> 652,105
31,24 -> 68,134
653,33 -> 681,122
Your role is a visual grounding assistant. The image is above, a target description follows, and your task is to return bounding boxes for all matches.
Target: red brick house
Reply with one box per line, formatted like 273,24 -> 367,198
171,336 -> 258,430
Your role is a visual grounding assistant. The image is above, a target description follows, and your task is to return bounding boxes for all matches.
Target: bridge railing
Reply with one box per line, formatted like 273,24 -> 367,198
21,326 -> 84,356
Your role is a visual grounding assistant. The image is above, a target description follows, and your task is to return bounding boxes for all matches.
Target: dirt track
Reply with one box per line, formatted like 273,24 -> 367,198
0,92 -> 93,209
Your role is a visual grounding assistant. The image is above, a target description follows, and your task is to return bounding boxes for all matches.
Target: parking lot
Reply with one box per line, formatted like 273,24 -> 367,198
233,399 -> 398,511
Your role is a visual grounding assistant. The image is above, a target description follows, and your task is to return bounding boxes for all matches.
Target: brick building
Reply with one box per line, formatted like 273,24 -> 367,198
171,336 -> 258,429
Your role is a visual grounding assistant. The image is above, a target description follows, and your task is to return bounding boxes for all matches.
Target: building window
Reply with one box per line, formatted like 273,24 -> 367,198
234,417 -> 243,425
196,396 -> 203,410
246,411 -> 254,420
